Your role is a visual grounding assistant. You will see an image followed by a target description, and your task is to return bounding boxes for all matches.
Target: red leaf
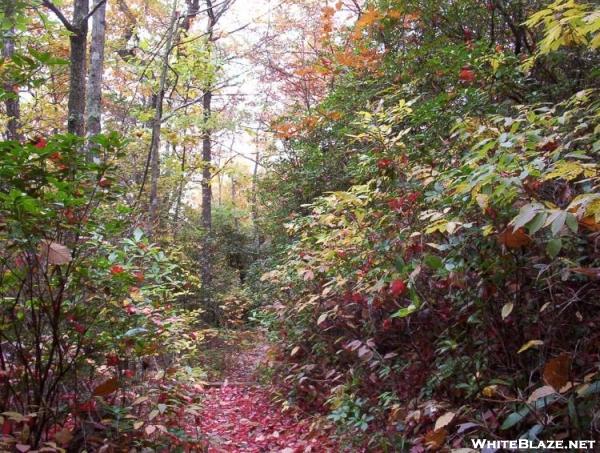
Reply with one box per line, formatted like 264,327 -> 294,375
110,265 -> 125,275
389,279 -> 407,297
459,67 -> 476,83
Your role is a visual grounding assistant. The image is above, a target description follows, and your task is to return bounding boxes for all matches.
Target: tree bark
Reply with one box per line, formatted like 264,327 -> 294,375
85,0 -> 107,141
251,148 -> 261,254
68,0 -> 90,136
199,0 -> 218,319
174,145 -> 187,229
2,2 -> 22,141
148,1 -> 179,231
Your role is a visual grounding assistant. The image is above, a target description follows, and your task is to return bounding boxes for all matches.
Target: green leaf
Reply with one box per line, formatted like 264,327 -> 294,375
527,212 -> 547,235
391,304 -> 418,318
565,213 -> 578,233
546,238 -> 562,258
423,254 -> 443,269
551,212 -> 566,236
500,407 -> 530,430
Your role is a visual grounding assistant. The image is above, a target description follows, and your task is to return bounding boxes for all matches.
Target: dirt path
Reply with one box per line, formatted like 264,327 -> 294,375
194,334 -> 338,452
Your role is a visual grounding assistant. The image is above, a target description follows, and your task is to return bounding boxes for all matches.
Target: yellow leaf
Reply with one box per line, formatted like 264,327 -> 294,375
482,385 -> 498,397
501,302 -> 514,320
518,340 -> 544,353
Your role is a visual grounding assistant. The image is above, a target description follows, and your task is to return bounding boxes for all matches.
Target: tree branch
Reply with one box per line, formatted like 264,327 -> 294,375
41,0 -> 75,33
83,0 -> 107,24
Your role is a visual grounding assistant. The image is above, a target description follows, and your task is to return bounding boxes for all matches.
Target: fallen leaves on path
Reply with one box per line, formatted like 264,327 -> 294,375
193,334 -> 339,452
197,384 -> 337,452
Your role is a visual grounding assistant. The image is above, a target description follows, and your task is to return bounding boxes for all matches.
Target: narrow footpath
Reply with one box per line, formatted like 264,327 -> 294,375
194,334 -> 339,452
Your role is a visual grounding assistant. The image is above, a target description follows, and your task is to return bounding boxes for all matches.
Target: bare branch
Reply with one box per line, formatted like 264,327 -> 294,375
41,0 -> 75,32
83,0 -> 107,24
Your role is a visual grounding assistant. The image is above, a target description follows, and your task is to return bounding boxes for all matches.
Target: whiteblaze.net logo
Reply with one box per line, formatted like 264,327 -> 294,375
470,439 -> 596,450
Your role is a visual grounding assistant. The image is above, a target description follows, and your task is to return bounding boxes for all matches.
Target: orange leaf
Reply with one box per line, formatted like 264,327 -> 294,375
92,377 -> 119,396
543,353 -> 571,390
498,227 -> 531,249
355,8 -> 381,30
580,216 -> 600,232
424,428 -> 447,449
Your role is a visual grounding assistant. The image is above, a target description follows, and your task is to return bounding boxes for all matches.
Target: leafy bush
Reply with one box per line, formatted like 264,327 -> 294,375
0,135 -> 203,449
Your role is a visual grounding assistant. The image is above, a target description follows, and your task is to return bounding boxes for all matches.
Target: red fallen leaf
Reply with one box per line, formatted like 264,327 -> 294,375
123,369 -> 134,378
106,353 -> 119,366
406,191 -> 420,203
388,197 -> 405,211
351,292 -> 364,303
49,151 -> 62,162
110,264 -> 125,275
2,419 -> 12,435
34,137 -> 47,149
133,270 -> 144,283
389,279 -> 407,297
382,319 -> 392,330
78,400 -> 97,412
377,158 -> 393,169
459,66 -> 476,83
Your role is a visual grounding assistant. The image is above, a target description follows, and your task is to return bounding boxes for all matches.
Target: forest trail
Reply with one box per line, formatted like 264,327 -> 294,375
195,332 -> 338,452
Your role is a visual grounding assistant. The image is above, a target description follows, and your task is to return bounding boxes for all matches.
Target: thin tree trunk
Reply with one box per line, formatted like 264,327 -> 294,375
231,175 -> 239,230
201,89 -> 213,233
68,0 -> 90,136
148,2 -> 178,231
2,2 -> 21,141
86,0 -> 107,143
251,148 -> 260,254
200,89 -> 213,306
200,0 -> 216,318
174,146 -> 187,229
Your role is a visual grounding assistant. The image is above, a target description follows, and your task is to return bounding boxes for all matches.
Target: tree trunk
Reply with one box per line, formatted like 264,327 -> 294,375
251,148 -> 261,254
200,89 -> 213,306
68,0 -> 90,136
174,146 -> 187,229
148,1 -> 178,231
85,0 -> 107,142
2,2 -> 22,141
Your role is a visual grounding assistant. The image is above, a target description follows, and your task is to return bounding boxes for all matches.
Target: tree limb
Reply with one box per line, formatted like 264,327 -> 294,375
41,0 -> 75,33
